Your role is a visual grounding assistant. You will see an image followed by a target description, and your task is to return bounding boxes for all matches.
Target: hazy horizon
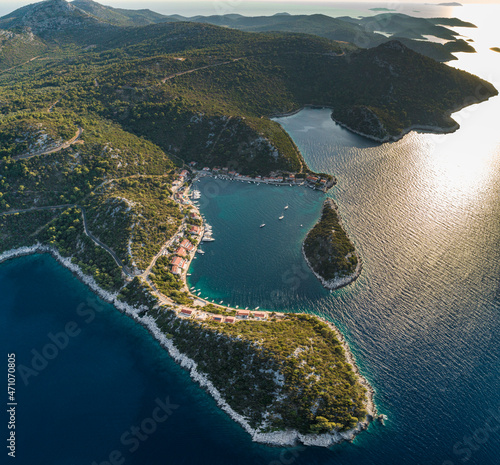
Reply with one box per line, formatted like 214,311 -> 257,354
1,0 -> 499,19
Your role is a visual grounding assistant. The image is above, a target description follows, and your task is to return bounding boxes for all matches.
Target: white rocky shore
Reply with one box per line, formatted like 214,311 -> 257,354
330,113 -> 460,143
302,244 -> 362,291
0,243 -> 377,448
302,198 -> 362,291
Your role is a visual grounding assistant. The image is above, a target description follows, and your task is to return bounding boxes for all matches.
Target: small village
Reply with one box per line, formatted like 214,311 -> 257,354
171,163 -> 336,193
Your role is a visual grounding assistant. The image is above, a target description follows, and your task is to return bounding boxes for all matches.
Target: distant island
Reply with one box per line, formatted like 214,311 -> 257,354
437,3 -> 462,6
303,199 -> 361,290
491,47 -> 500,53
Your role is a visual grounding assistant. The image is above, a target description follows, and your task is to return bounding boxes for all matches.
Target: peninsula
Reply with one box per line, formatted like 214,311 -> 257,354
0,0 -> 497,447
303,199 -> 361,290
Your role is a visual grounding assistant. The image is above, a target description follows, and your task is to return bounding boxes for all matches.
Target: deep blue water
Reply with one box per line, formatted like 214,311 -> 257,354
3,4 -> 500,465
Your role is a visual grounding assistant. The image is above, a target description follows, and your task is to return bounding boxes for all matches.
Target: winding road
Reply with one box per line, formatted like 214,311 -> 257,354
161,58 -> 242,83
12,126 -> 83,161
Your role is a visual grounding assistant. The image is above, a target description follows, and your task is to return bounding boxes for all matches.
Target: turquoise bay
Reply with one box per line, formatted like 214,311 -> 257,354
187,178 -> 326,310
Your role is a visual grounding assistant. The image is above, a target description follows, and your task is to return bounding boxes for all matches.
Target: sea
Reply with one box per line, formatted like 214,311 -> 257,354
1,3 -> 499,465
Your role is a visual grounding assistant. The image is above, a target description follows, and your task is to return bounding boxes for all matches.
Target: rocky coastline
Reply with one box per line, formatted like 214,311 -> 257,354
0,243 -> 377,448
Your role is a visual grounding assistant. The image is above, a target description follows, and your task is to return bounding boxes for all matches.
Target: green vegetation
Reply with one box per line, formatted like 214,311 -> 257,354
117,277 -> 158,309
0,112 -> 75,159
151,309 -> 369,433
491,47 -> 500,53
304,199 -> 358,282
0,209 -> 59,252
0,31 -> 47,71
177,11 -> 476,62
39,207 -> 123,290
72,0 -> 176,27
84,176 -> 183,270
150,256 -> 192,305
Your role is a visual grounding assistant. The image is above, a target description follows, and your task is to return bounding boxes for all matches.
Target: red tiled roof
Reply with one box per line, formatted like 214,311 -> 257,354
181,308 -> 193,315
254,312 -> 266,318
237,310 -> 250,316
171,256 -> 184,266
181,239 -> 194,250
175,247 -> 187,257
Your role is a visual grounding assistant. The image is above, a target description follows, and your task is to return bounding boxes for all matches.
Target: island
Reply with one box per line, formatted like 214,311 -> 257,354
303,199 -> 361,290
0,0 -> 497,447
491,47 -> 500,53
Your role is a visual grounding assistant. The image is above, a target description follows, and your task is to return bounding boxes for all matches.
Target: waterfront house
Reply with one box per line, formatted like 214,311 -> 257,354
254,312 -> 267,320
236,310 -> 250,319
180,239 -> 194,251
212,314 -> 225,322
225,317 -> 236,324
171,265 -> 181,275
180,308 -> 194,317
171,256 -> 186,269
189,225 -> 201,236
175,247 -> 187,258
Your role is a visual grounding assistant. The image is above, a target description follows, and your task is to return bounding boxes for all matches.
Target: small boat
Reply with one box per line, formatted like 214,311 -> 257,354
260,224 -> 266,228
197,249 -> 205,254
255,306 -> 260,310
279,215 -> 284,220
187,273 -> 191,276
284,205 -> 289,210
236,305 -> 239,308
300,224 -> 303,227
219,301 -> 223,304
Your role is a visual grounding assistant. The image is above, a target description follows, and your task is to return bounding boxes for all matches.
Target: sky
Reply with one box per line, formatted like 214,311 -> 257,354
0,0 -> 498,19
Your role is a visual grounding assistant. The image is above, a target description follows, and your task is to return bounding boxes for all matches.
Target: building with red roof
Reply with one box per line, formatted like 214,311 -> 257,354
181,239 -> 194,251
189,226 -> 201,236
175,247 -> 187,258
